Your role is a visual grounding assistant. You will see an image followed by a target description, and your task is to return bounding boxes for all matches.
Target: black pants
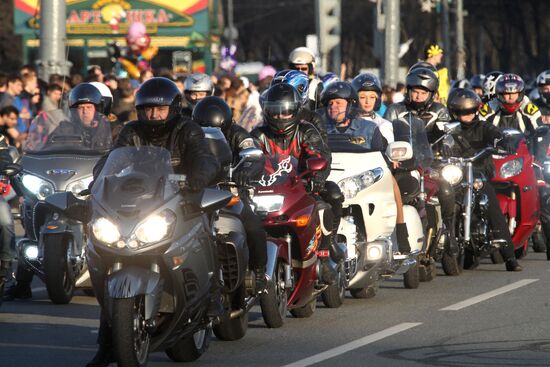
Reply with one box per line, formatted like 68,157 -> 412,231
479,183 -> 515,260
539,186 -> 550,258
318,181 -> 344,251
240,195 -> 267,270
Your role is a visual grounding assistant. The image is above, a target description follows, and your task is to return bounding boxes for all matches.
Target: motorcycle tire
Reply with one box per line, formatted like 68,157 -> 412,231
43,235 -> 75,304
532,230 -> 547,253
349,286 -> 377,299
290,298 -> 316,318
418,257 -> 436,282
321,264 -> 346,308
213,284 -> 248,341
403,262 -> 419,289
260,261 -> 287,328
112,296 -> 151,367
490,250 -> 504,264
441,252 -> 462,276
166,325 -> 211,362
462,248 -> 479,270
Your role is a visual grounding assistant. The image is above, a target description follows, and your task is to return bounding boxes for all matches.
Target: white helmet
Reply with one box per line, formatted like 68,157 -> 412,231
183,73 -> 213,106
289,47 -> 315,68
89,81 -> 113,115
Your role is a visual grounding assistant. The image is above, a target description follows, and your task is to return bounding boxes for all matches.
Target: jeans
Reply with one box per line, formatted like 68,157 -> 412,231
0,196 -> 15,263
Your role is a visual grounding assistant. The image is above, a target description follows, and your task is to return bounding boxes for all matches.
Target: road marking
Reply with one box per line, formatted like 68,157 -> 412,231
0,342 -> 95,352
0,313 -> 98,328
440,278 -> 539,311
280,322 -> 422,367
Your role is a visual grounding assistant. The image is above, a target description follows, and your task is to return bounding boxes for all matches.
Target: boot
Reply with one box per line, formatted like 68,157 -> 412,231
396,223 -> 411,254
86,344 -> 115,367
0,260 -> 11,279
320,258 -> 337,285
254,266 -> 267,293
505,259 -> 523,272
3,281 -> 32,301
329,236 -> 346,262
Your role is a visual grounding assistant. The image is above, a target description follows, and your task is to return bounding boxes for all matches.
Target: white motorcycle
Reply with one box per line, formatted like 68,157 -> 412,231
328,135 -> 425,297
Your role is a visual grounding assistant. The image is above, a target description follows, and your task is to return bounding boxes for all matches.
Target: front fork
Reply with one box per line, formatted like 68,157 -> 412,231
463,162 -> 473,243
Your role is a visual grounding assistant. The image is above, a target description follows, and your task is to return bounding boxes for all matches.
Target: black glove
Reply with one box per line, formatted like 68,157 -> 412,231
233,168 -> 251,187
310,174 -> 325,193
188,175 -> 209,192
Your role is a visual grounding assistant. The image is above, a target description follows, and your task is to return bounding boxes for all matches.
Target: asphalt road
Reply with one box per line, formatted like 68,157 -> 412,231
1,249 -> 550,367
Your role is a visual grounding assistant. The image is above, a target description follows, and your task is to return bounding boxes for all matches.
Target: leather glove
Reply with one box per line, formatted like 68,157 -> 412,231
233,168 -> 251,187
310,174 -> 325,193
188,175 -> 209,192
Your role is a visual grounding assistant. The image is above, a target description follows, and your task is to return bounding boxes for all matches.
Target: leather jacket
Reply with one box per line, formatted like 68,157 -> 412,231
226,124 -> 264,181
93,115 -> 219,184
483,96 -> 541,133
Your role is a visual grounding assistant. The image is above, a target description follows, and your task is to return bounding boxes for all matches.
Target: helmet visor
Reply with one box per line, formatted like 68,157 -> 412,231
263,101 -> 300,117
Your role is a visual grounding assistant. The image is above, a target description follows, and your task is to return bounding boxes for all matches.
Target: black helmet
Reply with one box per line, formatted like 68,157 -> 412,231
262,83 -> 302,136
451,79 -> 471,90
408,61 -> 437,74
69,83 -> 103,110
405,67 -> 439,111
192,96 -> 233,133
447,88 -> 482,120
351,73 -> 382,110
469,74 -> 486,89
135,77 -> 182,125
321,81 -> 358,107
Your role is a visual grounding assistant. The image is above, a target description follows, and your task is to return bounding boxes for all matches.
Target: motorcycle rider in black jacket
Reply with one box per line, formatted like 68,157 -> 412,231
87,77 -> 220,367
445,88 -> 522,271
384,67 -> 459,256
192,96 -> 268,290
251,83 -> 344,285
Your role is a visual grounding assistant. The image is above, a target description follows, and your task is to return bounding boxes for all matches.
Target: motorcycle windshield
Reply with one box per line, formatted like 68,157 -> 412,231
92,146 -> 179,213
23,108 -> 112,153
327,133 -> 375,153
257,155 -> 300,187
392,114 -> 434,169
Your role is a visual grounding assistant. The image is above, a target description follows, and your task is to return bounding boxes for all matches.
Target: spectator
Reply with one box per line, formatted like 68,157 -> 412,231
0,75 -> 23,110
112,78 -> 136,124
41,84 -> 63,112
71,73 -> 84,87
139,69 -> 154,84
393,82 -> 406,103
0,73 -> 8,99
0,106 -> 22,148
86,65 -> 104,83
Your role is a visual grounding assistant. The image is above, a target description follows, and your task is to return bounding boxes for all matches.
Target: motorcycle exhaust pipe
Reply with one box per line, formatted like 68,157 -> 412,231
284,234 -> 292,289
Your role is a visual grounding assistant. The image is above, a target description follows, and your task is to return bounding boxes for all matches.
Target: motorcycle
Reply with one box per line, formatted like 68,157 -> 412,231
12,132 -> 110,303
252,155 -> 346,328
491,127 -> 548,258
327,134 -> 423,296
45,145 -> 245,366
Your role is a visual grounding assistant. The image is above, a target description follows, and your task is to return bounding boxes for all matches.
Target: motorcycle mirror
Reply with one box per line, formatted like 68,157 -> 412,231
1,163 -> 22,177
443,122 -> 460,133
200,188 -> 233,212
386,141 -> 413,162
238,147 -> 263,161
306,157 -> 328,172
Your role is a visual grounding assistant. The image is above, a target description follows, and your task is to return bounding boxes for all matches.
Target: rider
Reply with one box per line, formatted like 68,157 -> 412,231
469,74 -> 486,99
288,47 -> 323,110
5,83 -> 112,301
445,88 -> 522,271
181,73 -> 214,118
384,67 -> 458,256
0,134 -> 16,293
192,96 -> 268,289
87,77 -> 220,367
251,83 -> 343,284
533,70 -> 550,123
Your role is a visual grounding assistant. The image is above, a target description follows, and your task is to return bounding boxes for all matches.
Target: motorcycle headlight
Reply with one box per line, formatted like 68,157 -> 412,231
92,217 -> 121,244
135,210 -> 176,244
441,164 -> 463,186
66,175 -> 94,195
21,173 -> 55,200
252,195 -> 285,213
338,168 -> 384,200
499,158 -> 523,179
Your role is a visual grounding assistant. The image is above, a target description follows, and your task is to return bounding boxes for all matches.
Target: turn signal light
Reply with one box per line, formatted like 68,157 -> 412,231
295,214 -> 310,227
227,196 -> 241,207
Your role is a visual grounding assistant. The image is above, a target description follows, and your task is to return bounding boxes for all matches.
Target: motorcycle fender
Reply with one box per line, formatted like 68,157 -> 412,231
107,266 -> 162,320
265,239 -> 289,280
497,193 -> 516,218
402,205 -> 425,252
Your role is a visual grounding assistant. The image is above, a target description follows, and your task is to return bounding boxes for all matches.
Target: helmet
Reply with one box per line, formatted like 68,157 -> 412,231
321,72 -> 339,89
404,67 -> 439,111
536,70 -> 550,103
482,71 -> 503,102
262,83 -> 302,136
135,77 -> 182,125
288,47 -> 315,74
89,81 -> 113,115
408,61 -> 437,74
450,79 -> 471,92
351,73 -> 382,110
469,74 -> 486,89
271,69 -> 293,85
271,70 -> 309,106
495,73 -> 525,114
68,83 -> 103,109
321,81 -> 358,107
447,88 -> 482,120
192,96 -> 233,133
183,73 -> 213,107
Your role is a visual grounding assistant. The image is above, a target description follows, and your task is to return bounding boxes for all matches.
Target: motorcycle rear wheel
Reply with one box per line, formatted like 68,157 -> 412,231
166,325 -> 211,362
112,296 -> 150,367
260,260 -> 287,328
321,263 -> 346,308
418,257 -> 436,282
441,251 -> 462,276
213,284 -> 248,341
290,298 -> 316,318
43,235 -> 75,304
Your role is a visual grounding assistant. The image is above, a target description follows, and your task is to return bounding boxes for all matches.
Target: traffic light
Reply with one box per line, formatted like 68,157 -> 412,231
315,0 -> 341,72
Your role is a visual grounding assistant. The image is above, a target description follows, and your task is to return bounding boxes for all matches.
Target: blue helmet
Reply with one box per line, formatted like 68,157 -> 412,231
271,70 -> 309,106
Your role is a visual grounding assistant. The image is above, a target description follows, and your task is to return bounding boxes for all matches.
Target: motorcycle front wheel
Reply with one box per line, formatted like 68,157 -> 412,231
260,260 -> 288,328
321,263 -> 346,308
290,298 -> 316,318
403,261 -> 420,289
166,325 -> 211,362
213,284 -> 248,341
43,234 -> 76,304
112,296 -> 151,367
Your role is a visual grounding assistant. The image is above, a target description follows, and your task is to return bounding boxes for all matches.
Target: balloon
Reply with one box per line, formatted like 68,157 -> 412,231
127,22 -> 146,40
140,46 -> 158,61
119,57 -> 140,79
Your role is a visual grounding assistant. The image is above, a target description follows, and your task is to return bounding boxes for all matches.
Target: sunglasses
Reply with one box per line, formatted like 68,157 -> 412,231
293,66 -> 309,72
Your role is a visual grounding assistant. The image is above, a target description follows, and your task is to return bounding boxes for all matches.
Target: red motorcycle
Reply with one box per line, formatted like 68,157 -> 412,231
253,155 -> 346,328
491,127 -> 547,258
